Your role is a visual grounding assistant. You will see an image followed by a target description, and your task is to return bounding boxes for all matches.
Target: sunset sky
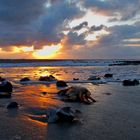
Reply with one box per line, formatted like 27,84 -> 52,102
0,0 -> 140,59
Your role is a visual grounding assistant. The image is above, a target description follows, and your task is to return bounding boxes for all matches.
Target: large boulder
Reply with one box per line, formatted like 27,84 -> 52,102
56,80 -> 68,87
56,107 -> 75,122
57,86 -> 96,104
122,79 -> 139,86
47,107 -> 82,123
0,78 -> 13,92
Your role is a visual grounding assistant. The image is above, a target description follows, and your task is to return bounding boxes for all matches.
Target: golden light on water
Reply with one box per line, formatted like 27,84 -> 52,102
33,44 -> 62,59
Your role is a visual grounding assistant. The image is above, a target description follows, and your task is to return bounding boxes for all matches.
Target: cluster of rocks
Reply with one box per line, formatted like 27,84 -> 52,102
88,73 -> 113,81
1,74 -> 139,123
20,75 -> 57,83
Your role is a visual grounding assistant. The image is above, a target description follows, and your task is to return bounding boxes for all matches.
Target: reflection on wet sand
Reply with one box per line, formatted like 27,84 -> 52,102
8,83 -> 63,126
0,66 -> 90,82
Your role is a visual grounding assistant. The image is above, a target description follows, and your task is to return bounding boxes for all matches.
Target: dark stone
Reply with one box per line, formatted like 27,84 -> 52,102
88,76 -> 100,80
39,75 -> 56,81
57,86 -> 96,104
41,92 -> 48,95
73,78 -> 79,81
0,81 -> 13,92
20,77 -> 30,82
7,102 -> 19,109
123,79 -> 139,86
56,80 -> 68,87
104,73 -> 113,78
56,107 -> 75,122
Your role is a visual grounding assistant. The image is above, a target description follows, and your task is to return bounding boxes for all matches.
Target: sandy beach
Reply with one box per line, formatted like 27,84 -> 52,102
0,81 -> 140,140
0,65 -> 139,140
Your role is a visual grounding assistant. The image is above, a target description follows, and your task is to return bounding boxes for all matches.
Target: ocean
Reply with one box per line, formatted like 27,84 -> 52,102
0,59 -> 139,67
0,59 -> 140,82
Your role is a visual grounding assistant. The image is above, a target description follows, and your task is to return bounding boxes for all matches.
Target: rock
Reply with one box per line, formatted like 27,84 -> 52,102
73,78 -> 79,81
56,107 -> 75,122
88,76 -> 100,80
0,78 -> 13,92
7,102 -> 19,109
41,92 -> 48,95
57,86 -> 96,104
20,77 -> 30,82
39,75 -> 56,81
47,107 -> 82,123
30,107 -> 82,123
56,80 -> 68,87
122,79 -> 139,86
104,73 -> 113,78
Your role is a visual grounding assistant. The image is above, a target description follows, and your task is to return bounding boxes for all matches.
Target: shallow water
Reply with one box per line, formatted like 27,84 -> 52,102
0,65 -> 140,82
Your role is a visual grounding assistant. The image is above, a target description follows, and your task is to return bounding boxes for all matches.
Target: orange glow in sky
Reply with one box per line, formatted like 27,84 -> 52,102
33,44 -> 62,59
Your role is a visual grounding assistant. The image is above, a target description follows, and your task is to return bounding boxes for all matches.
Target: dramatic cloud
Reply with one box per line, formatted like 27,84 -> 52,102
82,0 -> 140,21
72,21 -> 88,31
97,22 -> 140,48
0,0 -> 84,49
0,0 -> 140,58
56,21 -> 140,59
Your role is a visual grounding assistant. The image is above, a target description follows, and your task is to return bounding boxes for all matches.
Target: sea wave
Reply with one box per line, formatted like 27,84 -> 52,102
0,59 -> 139,67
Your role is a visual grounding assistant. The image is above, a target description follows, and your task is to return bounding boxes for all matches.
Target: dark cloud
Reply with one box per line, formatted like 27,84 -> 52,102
61,23 -> 107,49
0,0 -> 47,48
0,0 -> 84,49
38,0 -> 84,46
0,0 -> 47,24
65,31 -> 86,45
89,25 -> 106,32
82,0 -> 140,21
60,22 -> 140,59
97,23 -> 140,48
72,21 -> 88,31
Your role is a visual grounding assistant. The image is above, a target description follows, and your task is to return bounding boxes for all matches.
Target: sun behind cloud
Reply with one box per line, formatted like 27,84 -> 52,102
33,44 -> 62,59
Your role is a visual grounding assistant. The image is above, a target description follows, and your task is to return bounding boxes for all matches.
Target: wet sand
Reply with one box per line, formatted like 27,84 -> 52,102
0,82 -> 140,140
